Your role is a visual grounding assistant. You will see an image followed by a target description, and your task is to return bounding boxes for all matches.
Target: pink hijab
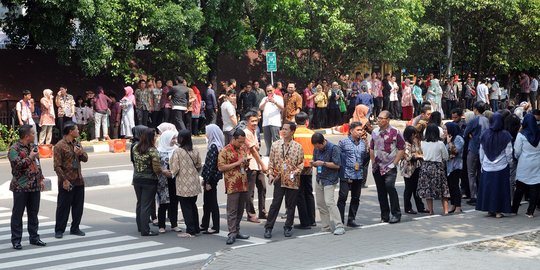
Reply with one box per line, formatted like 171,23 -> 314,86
124,86 -> 136,106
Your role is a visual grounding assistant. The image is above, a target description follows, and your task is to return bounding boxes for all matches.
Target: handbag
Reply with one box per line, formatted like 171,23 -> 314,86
338,97 -> 347,113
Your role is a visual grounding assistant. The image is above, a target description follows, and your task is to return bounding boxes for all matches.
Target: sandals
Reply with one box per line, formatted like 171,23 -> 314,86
495,213 -> 505,218
177,232 -> 195,238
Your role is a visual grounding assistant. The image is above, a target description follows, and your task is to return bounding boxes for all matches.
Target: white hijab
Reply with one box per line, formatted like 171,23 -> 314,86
157,130 -> 178,160
157,122 -> 177,134
206,124 -> 225,151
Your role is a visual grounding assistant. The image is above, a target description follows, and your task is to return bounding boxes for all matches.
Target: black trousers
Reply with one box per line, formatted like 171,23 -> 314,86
133,184 -> 156,235
297,174 -> 316,226
171,109 -> 186,131
201,184 -> 220,231
184,111 -> 192,131
157,202 -> 169,229
512,180 -> 540,215
55,185 -> 85,234
328,107 -> 341,127
246,170 -> 266,217
205,109 -> 216,125
337,179 -> 362,223
151,111 -> 162,128
167,178 -> 179,228
264,182 -> 299,230
11,191 -> 41,244
447,170 -> 462,207
162,108 -> 171,123
191,118 -> 199,135
178,196 -> 200,235
136,109 -> 150,126
403,168 -> 426,212
57,116 -> 73,142
373,168 -> 401,221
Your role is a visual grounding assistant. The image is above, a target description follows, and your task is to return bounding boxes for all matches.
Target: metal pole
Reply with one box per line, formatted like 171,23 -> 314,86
271,72 -> 274,86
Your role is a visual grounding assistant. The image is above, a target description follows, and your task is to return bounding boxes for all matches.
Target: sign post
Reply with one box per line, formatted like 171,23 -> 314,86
266,52 -> 277,86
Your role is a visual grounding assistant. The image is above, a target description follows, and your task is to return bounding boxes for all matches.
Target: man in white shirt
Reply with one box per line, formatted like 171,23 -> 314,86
489,78 -> 500,112
476,78 -> 490,105
221,90 -> 238,145
530,74 -> 538,110
16,90 -> 37,144
259,84 -> 284,156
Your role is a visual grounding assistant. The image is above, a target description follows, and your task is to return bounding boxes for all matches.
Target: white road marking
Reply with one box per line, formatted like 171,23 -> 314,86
315,227 -> 540,270
0,230 -> 114,251
34,247 -> 190,270
0,207 -> 9,211
82,165 -> 133,171
413,214 -> 442,220
104,253 -> 211,270
0,225 -> 90,241
0,241 -> 164,269
0,216 -> 48,225
0,221 -> 55,233
41,194 -> 136,218
0,236 -> 136,259
297,232 -> 331,238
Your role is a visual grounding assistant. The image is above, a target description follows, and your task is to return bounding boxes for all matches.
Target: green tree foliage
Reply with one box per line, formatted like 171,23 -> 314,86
1,0 -> 538,83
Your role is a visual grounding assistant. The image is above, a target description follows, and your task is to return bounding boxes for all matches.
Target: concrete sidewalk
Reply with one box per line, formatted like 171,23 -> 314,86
200,211 -> 540,270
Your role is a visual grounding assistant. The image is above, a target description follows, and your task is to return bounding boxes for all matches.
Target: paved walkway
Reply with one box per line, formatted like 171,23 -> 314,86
201,211 -> 540,269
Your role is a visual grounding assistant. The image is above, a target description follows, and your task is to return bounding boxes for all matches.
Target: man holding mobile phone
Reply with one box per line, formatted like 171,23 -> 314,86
8,125 -> 46,250
53,123 -> 88,239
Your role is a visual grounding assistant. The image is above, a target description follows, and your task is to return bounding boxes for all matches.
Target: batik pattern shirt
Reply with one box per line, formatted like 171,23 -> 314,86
54,138 -> 88,186
268,139 -> 304,189
218,144 -> 248,194
338,137 -> 367,180
370,126 -> 405,176
8,142 -> 44,192
135,88 -> 152,111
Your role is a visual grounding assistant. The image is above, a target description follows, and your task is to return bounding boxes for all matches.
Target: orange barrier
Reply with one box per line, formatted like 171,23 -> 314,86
108,139 -> 127,153
38,144 -> 53,159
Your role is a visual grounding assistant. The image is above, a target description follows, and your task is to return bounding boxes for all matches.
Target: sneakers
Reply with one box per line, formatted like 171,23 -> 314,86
333,227 -> 345,235
159,228 -> 166,234
171,227 -> 183,232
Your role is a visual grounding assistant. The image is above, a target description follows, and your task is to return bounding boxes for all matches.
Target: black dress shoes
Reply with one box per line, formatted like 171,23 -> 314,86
70,230 -> 86,236
389,216 -> 401,224
236,233 -> 250,240
30,239 -> 47,247
346,221 -> 361,228
293,224 -> 311,230
141,231 -> 159,236
54,232 -> 63,239
264,228 -> 272,239
283,227 -> 293,237
12,243 -> 22,250
226,236 -> 236,245
405,210 -> 418,214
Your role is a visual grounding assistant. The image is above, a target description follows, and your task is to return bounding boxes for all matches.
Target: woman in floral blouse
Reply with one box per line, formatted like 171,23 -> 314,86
170,129 -> 202,237
156,130 -> 178,233
132,128 -> 171,236
400,126 -> 428,214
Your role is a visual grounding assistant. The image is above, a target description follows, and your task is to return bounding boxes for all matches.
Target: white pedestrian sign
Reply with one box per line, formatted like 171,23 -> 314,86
266,52 -> 277,85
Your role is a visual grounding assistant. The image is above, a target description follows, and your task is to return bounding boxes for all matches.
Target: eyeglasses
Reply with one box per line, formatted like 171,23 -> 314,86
377,117 -> 389,120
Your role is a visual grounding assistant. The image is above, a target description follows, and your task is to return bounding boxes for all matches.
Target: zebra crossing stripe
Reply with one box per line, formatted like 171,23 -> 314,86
0,216 -> 49,225
0,230 -> 114,251
0,241 -> 165,269
0,225 -> 90,241
34,247 -> 192,270
0,221 -> 56,233
0,207 -> 9,211
0,236 -> 136,260
104,254 -> 212,270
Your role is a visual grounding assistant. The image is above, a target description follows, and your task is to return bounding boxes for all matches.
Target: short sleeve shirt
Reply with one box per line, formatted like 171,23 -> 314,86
370,126 -> 405,176
260,96 -> 283,127
218,145 -> 248,194
243,128 -> 259,170
221,101 -> 236,132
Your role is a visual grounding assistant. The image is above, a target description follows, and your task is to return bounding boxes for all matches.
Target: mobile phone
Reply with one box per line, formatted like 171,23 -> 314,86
33,145 -> 38,152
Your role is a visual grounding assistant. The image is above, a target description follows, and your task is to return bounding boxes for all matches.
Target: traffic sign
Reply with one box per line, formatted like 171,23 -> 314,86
266,52 -> 277,72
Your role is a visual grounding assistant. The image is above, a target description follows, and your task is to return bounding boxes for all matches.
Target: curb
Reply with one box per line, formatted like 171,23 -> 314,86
42,172 -> 111,191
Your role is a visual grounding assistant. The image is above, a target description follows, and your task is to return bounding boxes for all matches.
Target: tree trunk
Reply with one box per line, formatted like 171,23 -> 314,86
445,9 -> 453,78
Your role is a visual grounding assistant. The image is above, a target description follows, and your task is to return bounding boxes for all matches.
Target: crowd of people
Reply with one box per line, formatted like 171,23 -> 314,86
8,70 -> 540,249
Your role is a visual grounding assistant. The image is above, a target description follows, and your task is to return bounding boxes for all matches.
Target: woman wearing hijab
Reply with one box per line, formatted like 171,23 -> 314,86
120,86 -> 136,138
157,122 -> 177,134
511,114 -> 540,217
170,130 -> 202,237
445,122 -> 465,213
476,113 -> 513,218
39,89 -> 56,144
200,124 -> 225,234
156,130 -> 179,233
401,79 -> 414,121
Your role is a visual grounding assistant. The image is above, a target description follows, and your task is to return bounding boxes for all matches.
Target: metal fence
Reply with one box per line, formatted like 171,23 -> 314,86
0,100 -> 17,128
